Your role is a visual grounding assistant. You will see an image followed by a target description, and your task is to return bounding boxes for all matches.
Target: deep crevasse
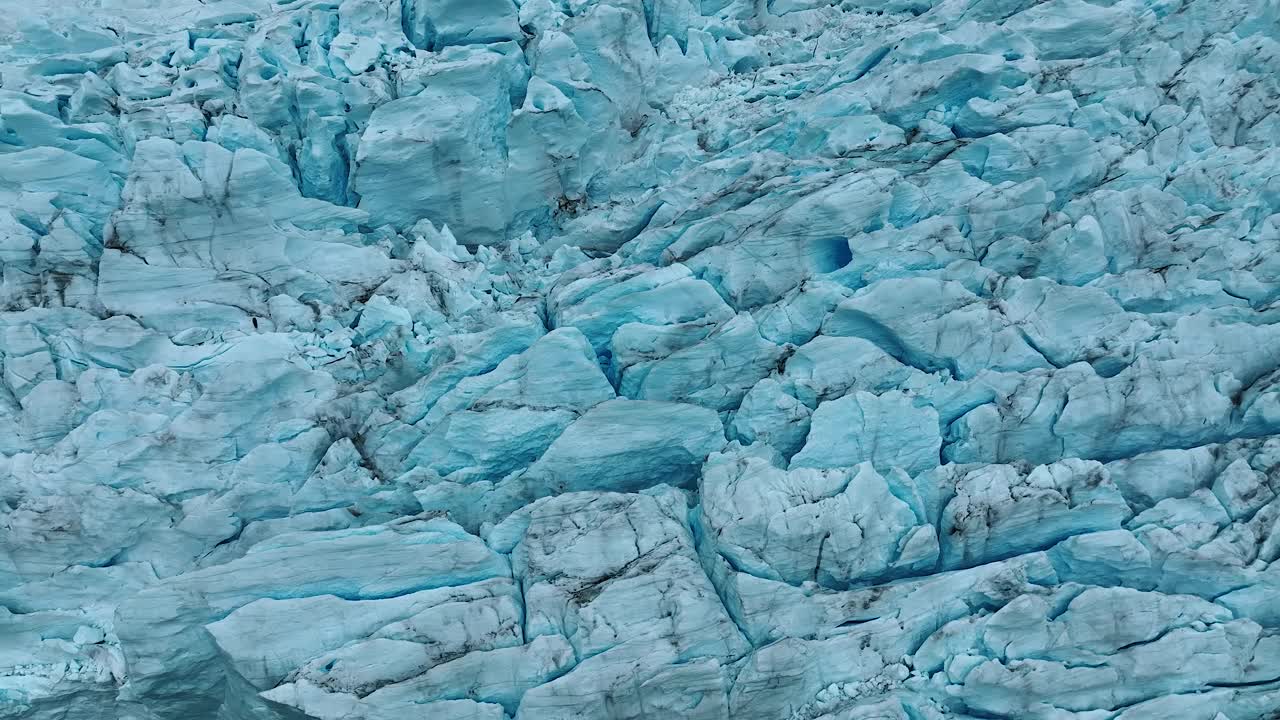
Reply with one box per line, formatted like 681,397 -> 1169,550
2,0 -> 1280,718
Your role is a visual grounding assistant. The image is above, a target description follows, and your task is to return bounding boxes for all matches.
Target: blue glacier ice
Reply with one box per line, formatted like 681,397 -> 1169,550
2,0 -> 1280,718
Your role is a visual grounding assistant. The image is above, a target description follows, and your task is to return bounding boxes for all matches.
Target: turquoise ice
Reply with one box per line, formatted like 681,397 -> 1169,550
2,0 -> 1280,718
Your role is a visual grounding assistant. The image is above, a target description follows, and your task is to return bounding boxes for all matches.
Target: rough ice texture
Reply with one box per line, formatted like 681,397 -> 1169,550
2,0 -> 1280,718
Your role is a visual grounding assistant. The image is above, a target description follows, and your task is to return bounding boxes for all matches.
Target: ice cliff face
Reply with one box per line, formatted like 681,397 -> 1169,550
3,0 -> 1280,718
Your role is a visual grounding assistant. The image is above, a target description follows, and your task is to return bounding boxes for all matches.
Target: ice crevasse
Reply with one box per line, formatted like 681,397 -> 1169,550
2,0 -> 1280,718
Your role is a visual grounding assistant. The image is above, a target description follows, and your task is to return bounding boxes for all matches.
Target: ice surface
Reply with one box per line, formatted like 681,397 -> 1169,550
1,0 -> 1280,718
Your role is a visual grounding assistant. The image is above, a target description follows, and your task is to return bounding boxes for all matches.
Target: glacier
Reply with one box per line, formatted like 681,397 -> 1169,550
2,0 -> 1280,718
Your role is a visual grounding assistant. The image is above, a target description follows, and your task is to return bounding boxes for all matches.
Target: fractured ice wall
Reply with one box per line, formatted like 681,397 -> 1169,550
3,0 -> 1280,718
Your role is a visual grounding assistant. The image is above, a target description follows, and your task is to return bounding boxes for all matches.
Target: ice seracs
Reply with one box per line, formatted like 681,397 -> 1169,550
2,0 -> 1280,718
